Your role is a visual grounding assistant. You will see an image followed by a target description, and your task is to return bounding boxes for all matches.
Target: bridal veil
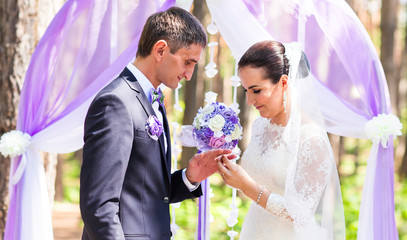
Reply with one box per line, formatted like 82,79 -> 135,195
282,42 -> 345,239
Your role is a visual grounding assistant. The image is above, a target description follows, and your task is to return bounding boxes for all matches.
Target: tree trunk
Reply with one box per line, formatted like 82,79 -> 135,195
0,0 -> 63,237
345,0 -> 356,13
42,152 -> 58,206
0,0 -> 35,237
181,67 -> 200,168
54,155 -> 65,201
328,134 -> 344,168
180,0 -> 210,168
380,0 -> 399,114
398,14 -> 407,178
237,86 -> 251,151
213,34 -> 223,102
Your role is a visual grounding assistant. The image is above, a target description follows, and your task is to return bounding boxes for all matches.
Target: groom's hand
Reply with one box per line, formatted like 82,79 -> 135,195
185,149 -> 236,184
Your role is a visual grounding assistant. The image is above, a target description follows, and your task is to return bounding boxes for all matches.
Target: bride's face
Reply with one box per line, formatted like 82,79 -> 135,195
239,66 -> 287,124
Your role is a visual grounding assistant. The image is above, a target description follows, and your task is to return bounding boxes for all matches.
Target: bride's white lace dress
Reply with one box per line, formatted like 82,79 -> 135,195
239,115 -> 334,240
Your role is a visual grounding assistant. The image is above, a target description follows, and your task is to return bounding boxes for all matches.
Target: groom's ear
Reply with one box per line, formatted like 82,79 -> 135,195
153,40 -> 168,62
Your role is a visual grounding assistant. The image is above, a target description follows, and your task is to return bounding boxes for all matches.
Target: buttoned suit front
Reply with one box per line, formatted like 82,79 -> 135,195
80,67 -> 201,240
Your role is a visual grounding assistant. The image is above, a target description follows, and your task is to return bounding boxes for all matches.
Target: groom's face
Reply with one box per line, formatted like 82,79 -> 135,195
158,43 -> 203,89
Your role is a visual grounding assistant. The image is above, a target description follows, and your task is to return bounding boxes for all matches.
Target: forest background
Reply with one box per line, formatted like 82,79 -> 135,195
1,0 -> 407,239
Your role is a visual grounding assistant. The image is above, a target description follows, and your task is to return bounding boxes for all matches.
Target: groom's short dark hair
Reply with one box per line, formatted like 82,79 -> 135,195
136,7 -> 207,57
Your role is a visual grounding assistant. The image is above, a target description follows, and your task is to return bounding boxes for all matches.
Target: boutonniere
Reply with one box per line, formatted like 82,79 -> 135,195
145,115 -> 163,141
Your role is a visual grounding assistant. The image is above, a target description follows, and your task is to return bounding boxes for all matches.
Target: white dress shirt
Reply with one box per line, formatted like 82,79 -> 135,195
126,63 -> 199,191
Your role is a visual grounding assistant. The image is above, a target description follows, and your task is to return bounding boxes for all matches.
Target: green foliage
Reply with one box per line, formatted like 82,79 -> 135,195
62,144 -> 407,239
396,177 -> 407,239
62,152 -> 80,203
341,173 -> 364,239
400,108 -> 407,135
170,175 -> 250,240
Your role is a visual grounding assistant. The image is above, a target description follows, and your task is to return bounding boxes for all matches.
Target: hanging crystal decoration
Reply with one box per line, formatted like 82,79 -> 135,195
226,59 -> 242,240
174,82 -> 183,112
205,42 -> 219,78
207,20 -> 218,35
204,91 -> 218,104
170,122 -> 182,238
230,59 -> 241,114
226,154 -> 240,240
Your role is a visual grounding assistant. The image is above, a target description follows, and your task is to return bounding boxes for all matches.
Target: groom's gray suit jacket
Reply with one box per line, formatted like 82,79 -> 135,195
80,67 -> 202,240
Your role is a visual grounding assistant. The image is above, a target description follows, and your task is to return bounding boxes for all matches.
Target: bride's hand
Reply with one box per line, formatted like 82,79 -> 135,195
217,155 -> 255,192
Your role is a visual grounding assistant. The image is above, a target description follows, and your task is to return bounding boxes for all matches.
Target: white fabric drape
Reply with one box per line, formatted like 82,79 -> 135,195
206,0 -> 271,59
206,1 -> 396,239
8,98 -> 92,239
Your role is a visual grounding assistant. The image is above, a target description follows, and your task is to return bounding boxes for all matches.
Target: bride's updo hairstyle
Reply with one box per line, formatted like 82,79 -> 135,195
238,40 -> 289,84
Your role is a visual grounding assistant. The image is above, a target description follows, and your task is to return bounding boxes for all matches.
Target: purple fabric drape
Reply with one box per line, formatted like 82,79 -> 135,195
375,142 -> 398,239
198,179 -> 210,240
5,1 -> 175,239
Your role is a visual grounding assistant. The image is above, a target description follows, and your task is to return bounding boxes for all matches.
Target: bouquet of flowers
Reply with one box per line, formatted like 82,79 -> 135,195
179,102 -> 243,152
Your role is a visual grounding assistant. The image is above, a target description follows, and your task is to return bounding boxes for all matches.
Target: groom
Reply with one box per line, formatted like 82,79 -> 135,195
80,6 -> 234,240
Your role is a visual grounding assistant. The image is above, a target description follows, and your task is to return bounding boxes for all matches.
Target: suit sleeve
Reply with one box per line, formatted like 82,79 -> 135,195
80,93 -> 133,240
169,169 -> 202,203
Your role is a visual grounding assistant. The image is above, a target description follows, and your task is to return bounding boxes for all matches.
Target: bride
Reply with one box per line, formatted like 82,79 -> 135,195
218,40 -> 345,239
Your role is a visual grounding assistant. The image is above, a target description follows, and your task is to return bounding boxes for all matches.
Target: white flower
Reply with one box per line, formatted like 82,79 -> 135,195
201,104 -> 215,115
204,91 -> 218,103
230,124 -> 243,140
193,113 -> 203,129
214,131 -> 224,138
209,187 -> 215,198
365,113 -> 403,148
227,230 -> 238,238
171,223 -> 179,235
0,130 -> 31,158
225,135 -> 233,143
230,103 -> 240,114
171,202 -> 181,208
226,217 -> 238,227
208,115 -> 225,132
229,206 -> 239,219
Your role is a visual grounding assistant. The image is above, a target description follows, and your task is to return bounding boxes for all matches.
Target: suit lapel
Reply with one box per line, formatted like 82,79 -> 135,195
120,68 -> 155,117
120,68 -> 171,182
160,105 -> 172,172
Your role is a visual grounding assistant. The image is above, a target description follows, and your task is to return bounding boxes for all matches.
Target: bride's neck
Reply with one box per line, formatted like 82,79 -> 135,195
269,111 -> 290,126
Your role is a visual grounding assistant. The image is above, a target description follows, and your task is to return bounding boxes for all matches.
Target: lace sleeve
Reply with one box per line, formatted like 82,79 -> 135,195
265,126 -> 332,226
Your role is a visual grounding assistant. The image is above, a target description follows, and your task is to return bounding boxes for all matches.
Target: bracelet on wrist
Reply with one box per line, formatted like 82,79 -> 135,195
256,186 -> 264,205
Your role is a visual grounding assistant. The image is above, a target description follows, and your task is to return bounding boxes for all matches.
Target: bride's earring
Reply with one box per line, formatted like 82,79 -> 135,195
283,90 -> 287,113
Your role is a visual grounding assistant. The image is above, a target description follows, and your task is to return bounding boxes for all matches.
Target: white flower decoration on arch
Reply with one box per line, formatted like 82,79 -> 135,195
365,113 -> 402,148
0,130 -> 31,158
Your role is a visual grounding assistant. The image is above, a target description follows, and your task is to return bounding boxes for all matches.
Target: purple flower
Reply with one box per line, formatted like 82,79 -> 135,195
214,103 -> 226,113
202,127 -> 214,138
208,136 -> 226,149
228,115 -> 239,124
193,128 -> 208,144
222,122 -> 235,135
222,109 -> 235,119
145,115 -> 163,141
222,141 -> 236,149
203,114 -> 212,123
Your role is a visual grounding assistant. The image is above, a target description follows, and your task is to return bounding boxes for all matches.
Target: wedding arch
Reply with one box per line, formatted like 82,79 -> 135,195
1,0 -> 400,239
